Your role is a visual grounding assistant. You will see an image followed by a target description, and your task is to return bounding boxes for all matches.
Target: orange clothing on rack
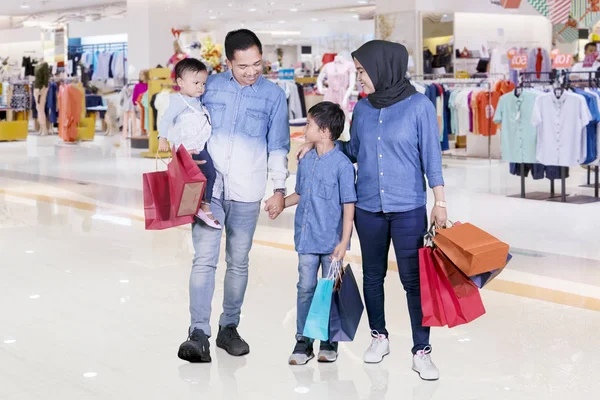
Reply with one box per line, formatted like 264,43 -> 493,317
495,80 -> 516,95
476,91 -> 501,136
471,93 -> 480,134
58,84 -> 82,142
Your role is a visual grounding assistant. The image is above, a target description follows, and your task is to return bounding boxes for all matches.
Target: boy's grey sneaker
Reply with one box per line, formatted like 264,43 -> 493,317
318,341 -> 339,363
178,328 -> 212,363
216,325 -> 250,356
289,339 -> 315,365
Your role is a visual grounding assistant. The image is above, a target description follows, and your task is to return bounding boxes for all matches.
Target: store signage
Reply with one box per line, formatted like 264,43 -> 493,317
552,53 -> 573,69
278,69 -> 295,81
510,54 -> 528,70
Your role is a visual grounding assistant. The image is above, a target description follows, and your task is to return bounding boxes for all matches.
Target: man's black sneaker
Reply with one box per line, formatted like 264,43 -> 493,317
178,328 -> 212,363
288,338 -> 315,365
216,325 -> 250,356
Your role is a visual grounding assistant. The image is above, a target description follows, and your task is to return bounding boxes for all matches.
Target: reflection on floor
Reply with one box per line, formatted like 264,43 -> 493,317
1,136 -> 599,399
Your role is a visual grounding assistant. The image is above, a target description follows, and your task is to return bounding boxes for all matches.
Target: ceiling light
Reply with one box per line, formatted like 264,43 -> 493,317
209,9 -> 213,13
353,14 -> 359,19
20,2 -> 30,9
228,3 -> 233,6
3,339 -> 16,344
358,0 -> 368,3
256,30 -> 301,36
290,8 -> 298,12
83,372 -> 97,378
210,16 -> 217,20
278,20 -> 285,24
311,18 -> 318,22
249,8 -> 257,12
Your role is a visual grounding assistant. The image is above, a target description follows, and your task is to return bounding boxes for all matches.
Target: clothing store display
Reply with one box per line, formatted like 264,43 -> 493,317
532,91 -> 591,167
574,89 -> 600,165
352,41 -> 416,109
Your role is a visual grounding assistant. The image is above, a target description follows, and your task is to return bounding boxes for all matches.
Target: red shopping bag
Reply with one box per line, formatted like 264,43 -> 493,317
143,170 -> 194,230
419,246 -> 448,327
432,248 -> 486,328
168,145 -> 206,218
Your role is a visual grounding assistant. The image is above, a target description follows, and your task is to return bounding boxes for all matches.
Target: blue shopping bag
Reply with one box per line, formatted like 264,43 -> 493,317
469,253 -> 513,288
302,278 -> 335,341
329,264 -> 364,342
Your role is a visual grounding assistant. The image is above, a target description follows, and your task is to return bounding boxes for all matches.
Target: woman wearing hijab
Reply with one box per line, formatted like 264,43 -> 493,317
297,41 -> 446,380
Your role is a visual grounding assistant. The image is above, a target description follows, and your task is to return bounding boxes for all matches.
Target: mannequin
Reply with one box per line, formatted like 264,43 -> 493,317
317,54 -> 356,112
34,60 -> 50,136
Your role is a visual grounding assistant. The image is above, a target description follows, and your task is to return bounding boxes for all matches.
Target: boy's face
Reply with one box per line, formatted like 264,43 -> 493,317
177,70 -> 208,97
304,116 -> 329,143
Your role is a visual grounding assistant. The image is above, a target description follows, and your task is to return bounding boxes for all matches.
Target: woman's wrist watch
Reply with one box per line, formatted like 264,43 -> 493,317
435,201 -> 447,208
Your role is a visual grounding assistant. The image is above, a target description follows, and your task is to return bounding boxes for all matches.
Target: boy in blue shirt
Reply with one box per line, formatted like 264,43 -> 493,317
283,102 -> 357,365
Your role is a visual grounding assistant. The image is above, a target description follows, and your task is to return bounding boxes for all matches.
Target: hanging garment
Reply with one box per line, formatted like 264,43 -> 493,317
132,82 -> 148,106
47,82 -> 59,124
494,90 -> 541,163
423,49 -> 434,74
154,90 -> 171,130
532,91 -> 591,167
575,89 -> 600,165
58,84 -> 83,142
9,83 -> 30,110
119,85 -> 135,113
22,57 -> 35,77
475,91 -> 502,136
525,48 -> 551,81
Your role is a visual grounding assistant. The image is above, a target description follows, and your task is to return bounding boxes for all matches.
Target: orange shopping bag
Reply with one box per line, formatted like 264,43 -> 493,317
432,223 -> 509,276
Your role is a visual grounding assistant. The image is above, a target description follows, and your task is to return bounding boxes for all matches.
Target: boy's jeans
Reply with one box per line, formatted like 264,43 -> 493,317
296,254 -> 334,340
189,196 -> 260,337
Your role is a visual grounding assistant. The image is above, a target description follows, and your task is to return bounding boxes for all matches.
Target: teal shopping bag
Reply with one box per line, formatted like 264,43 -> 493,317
302,278 -> 335,341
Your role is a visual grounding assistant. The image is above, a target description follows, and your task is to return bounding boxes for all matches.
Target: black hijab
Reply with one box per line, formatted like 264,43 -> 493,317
351,40 -> 416,109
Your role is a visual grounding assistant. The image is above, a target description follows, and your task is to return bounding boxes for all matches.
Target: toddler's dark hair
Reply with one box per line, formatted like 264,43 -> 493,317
308,101 -> 345,140
175,58 -> 208,80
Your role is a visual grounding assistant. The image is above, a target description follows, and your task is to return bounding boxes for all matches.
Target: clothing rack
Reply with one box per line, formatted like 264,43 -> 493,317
440,78 -> 494,161
510,71 -> 600,203
68,42 -> 128,53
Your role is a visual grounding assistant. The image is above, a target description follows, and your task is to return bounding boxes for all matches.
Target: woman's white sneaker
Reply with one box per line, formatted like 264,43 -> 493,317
363,331 -> 390,364
412,346 -> 439,381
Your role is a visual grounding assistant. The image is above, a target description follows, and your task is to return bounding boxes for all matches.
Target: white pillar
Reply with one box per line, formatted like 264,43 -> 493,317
126,0 -> 194,78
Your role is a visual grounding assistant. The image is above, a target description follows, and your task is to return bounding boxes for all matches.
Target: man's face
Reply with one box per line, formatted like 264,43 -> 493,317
586,45 -> 597,56
226,46 -> 263,87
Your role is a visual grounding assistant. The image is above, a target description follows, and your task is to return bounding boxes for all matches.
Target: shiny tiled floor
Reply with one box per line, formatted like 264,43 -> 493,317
1,135 -> 600,399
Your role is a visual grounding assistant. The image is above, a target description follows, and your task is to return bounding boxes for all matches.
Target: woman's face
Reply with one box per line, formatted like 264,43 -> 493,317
354,58 -> 375,94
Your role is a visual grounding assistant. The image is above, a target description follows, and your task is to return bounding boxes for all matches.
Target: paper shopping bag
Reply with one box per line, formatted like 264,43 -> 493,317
419,246 -> 448,327
168,145 -> 206,217
433,222 -> 509,276
143,170 -> 194,230
329,264 -> 364,342
469,253 -> 513,289
432,248 -> 486,328
303,278 -> 335,341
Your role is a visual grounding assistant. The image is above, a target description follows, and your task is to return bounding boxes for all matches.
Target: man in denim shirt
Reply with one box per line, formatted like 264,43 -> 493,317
177,30 -> 290,363
283,102 -> 357,365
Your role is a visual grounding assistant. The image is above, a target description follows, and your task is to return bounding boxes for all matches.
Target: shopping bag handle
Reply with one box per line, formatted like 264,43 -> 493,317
155,151 -> 170,170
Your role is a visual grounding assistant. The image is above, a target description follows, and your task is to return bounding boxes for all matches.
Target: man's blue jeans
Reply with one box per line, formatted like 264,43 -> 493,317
189,196 -> 260,337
